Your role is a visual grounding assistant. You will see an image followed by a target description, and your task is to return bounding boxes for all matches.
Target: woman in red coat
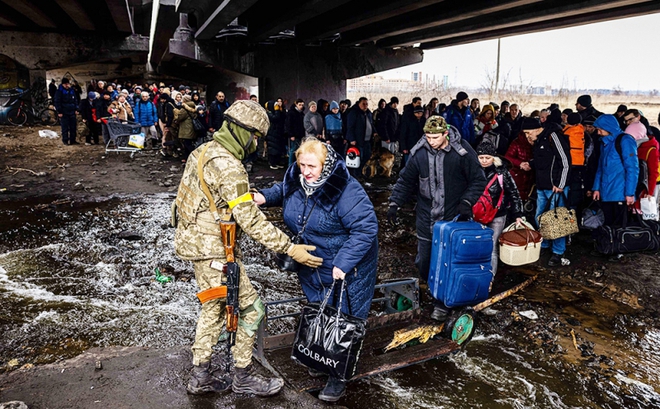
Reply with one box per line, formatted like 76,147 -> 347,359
505,131 -> 535,201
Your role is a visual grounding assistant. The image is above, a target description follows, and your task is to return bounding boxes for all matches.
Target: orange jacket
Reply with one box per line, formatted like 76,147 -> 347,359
563,124 -> 586,166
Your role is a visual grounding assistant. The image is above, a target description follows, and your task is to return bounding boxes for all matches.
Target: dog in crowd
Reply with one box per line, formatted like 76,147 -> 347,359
363,146 -> 395,178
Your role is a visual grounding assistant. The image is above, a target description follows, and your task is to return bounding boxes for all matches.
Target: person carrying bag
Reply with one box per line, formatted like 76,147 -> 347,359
291,279 -> 367,383
538,192 -> 579,240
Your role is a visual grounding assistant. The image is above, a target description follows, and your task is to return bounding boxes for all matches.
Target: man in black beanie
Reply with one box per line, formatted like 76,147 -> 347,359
522,117 -> 572,267
575,94 -> 603,123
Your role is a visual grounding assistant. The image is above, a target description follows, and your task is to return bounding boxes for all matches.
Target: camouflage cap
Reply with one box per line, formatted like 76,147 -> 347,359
423,115 -> 450,134
224,100 -> 270,136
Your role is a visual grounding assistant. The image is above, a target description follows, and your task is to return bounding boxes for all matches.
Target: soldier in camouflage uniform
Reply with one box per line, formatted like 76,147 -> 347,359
173,100 -> 322,396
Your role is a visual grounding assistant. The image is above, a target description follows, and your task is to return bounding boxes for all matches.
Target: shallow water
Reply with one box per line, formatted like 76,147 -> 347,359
1,194 -> 660,408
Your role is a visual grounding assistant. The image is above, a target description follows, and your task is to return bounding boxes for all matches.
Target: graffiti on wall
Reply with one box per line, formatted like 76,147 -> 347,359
0,54 -> 31,125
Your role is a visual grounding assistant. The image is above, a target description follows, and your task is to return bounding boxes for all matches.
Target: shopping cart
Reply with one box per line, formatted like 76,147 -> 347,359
102,118 -> 142,158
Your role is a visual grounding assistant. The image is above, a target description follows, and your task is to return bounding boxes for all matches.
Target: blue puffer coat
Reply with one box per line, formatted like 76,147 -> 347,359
592,115 -> 639,201
133,100 -> 158,127
443,102 -> 475,145
260,160 -> 378,319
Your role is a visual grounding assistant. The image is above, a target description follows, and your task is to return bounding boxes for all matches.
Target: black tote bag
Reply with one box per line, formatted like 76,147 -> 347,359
291,280 -> 367,382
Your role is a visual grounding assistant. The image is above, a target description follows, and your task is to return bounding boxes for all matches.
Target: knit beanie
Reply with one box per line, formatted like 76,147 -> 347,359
456,91 -> 469,102
521,117 -> 542,130
567,113 -> 582,126
577,95 -> 592,107
476,141 -> 497,156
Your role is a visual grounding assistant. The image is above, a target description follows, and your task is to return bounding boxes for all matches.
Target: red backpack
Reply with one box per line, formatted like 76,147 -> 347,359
472,174 -> 504,224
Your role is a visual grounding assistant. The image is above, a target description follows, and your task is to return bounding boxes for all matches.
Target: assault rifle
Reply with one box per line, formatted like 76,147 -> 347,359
220,217 -> 239,372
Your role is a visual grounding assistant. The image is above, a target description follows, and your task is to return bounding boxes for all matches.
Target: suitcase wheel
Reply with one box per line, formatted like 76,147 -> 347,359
442,307 -> 476,346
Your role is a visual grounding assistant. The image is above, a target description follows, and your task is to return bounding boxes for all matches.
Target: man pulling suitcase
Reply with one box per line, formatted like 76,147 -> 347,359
387,116 -> 487,321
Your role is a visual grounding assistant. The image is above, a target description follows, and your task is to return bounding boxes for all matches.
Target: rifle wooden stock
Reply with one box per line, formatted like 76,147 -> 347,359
220,220 -> 236,263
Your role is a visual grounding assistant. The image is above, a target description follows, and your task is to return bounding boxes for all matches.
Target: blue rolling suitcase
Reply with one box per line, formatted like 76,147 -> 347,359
428,217 -> 494,308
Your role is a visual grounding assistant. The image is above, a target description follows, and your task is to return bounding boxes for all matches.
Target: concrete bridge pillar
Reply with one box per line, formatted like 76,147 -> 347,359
28,70 -> 48,106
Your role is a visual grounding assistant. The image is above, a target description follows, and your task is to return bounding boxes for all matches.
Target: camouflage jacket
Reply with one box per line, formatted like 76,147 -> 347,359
174,140 -> 292,261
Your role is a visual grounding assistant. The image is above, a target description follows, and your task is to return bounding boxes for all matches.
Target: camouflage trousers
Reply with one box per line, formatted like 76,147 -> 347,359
191,259 -> 260,368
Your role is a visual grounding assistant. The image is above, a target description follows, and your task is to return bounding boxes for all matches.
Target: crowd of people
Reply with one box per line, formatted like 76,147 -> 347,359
52,76 -> 660,400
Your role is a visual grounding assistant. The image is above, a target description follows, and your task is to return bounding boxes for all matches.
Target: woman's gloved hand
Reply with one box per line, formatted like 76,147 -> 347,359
287,244 -> 323,268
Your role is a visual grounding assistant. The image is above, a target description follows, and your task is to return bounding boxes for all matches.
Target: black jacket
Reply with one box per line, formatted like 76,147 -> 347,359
345,106 -> 375,147
577,105 -> 603,122
266,101 -> 286,156
78,99 -> 95,122
93,98 -> 111,121
530,123 -> 572,191
159,95 -> 176,127
400,115 -> 426,152
208,99 -> 230,130
389,127 -> 486,239
379,104 -> 400,142
482,164 -> 523,219
284,106 -> 306,140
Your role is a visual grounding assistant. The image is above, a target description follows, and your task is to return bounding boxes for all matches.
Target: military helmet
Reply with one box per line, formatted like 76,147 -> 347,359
224,99 -> 270,136
423,115 -> 450,134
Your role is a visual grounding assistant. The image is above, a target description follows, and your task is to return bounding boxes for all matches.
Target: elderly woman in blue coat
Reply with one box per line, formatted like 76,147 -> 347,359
254,137 -> 378,402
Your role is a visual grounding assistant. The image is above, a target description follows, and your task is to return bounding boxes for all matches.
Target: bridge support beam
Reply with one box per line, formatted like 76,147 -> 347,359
0,31 -> 148,70
254,44 -> 423,104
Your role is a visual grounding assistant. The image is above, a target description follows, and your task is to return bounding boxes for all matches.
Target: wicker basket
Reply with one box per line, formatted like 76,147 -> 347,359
499,221 -> 543,266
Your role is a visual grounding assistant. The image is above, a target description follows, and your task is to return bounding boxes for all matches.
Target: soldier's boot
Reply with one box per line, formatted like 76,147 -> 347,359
232,364 -> 284,396
187,362 -> 232,395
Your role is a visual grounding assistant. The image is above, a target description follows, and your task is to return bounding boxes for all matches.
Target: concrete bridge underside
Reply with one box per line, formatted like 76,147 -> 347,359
0,0 -> 658,103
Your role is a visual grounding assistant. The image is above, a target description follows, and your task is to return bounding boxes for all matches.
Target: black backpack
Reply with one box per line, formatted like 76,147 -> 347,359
614,133 -> 647,196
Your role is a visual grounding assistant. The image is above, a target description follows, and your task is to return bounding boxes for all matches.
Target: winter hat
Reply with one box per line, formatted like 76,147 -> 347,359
577,95 -> 592,107
87,92 -> 96,100
413,106 -> 424,114
141,91 -> 150,98
481,104 -> 494,115
423,116 -> 450,134
308,101 -> 317,109
562,108 -> 573,115
61,78 -> 69,84
521,117 -> 542,130
626,121 -> 648,140
161,87 -> 171,95
456,91 -> 469,102
548,103 -> 559,111
567,113 -> 582,126
501,100 -> 510,107
476,141 -> 497,156
182,94 -> 192,102
583,115 -> 597,126
121,89 -> 129,95
329,100 -> 339,110
616,104 -> 628,113
196,105 -> 205,111
390,96 -> 399,104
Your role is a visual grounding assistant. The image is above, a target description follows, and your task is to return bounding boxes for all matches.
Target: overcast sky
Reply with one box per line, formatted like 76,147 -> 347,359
378,13 -> 660,92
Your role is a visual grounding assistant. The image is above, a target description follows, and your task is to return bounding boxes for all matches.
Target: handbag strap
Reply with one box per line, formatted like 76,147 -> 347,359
335,279 -> 352,317
495,174 -> 504,208
295,201 -> 318,242
318,279 -> 336,313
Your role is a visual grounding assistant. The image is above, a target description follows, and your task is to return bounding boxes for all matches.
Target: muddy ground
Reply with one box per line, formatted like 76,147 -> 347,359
2,125 -> 660,408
